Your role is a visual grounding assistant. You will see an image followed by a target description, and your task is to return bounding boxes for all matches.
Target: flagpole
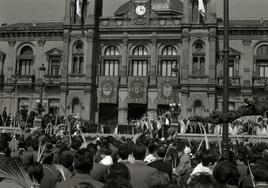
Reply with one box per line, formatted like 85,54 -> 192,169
222,0 -> 230,159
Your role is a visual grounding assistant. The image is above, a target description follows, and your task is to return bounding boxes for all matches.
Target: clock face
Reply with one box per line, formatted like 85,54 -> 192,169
136,5 -> 146,16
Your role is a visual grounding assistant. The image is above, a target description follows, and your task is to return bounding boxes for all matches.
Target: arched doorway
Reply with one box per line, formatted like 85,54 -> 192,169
72,98 -> 81,115
193,100 -> 203,116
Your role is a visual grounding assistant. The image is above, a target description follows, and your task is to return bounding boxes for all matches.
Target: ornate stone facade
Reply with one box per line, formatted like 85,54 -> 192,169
0,0 -> 267,126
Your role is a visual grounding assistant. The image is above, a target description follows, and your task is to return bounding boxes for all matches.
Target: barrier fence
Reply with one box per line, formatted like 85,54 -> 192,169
1,126 -> 268,143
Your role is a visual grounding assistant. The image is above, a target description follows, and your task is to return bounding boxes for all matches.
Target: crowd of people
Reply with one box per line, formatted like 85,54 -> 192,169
0,124 -> 267,188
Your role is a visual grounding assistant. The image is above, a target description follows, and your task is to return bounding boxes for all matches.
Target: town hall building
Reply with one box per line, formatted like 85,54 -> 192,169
0,0 -> 268,127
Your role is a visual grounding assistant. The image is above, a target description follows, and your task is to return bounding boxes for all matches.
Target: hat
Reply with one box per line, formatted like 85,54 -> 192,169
184,146 -> 191,154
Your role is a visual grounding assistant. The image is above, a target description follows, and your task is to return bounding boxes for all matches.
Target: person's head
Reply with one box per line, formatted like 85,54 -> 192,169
73,148 -> 93,174
201,150 -> 218,170
118,144 -> 131,160
71,136 -> 83,151
148,143 -> 157,155
147,171 -> 170,188
213,160 -> 240,186
26,162 -> 44,184
156,145 -> 167,158
100,146 -> 112,158
251,161 -> 268,183
60,150 -> 74,171
106,162 -> 130,181
103,178 -> 133,188
133,144 -> 146,160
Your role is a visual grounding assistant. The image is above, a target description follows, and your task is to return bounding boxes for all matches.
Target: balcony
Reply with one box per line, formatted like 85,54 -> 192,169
44,74 -> 61,85
11,75 -> 35,85
217,76 -> 241,87
252,77 -> 268,87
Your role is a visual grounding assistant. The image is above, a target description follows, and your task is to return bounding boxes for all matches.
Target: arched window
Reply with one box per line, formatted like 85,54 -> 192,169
159,45 -> 179,76
192,41 -> 205,75
193,100 -> 203,116
256,45 -> 268,78
130,45 -> 149,76
72,41 -> 84,74
102,46 -> 120,76
17,46 -> 34,75
72,98 -> 81,114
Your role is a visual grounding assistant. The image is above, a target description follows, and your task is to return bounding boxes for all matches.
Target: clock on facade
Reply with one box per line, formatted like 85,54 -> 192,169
136,5 -> 146,16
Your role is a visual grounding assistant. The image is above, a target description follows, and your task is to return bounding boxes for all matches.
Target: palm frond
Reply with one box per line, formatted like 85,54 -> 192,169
0,158 -> 33,188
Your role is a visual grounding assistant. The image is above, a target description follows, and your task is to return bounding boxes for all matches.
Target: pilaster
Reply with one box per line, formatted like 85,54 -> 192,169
150,34 -> 157,85
121,33 -> 128,84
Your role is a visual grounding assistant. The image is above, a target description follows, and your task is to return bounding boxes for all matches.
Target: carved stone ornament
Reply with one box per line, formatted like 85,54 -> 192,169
134,18 -> 148,25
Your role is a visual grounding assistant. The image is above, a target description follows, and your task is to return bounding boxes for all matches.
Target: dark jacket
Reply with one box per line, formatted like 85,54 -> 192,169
56,173 -> 103,188
125,160 -> 157,188
147,159 -> 172,180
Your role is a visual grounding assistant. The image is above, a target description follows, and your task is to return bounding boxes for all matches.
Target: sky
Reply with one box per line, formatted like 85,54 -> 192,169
0,0 -> 268,25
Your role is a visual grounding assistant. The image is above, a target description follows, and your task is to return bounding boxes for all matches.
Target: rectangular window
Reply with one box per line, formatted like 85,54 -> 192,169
132,60 -> 148,76
160,60 -> 177,76
72,56 -> 83,74
258,60 -> 268,77
49,58 -> 60,76
18,60 -> 32,75
192,56 -> 205,75
103,60 -> 119,76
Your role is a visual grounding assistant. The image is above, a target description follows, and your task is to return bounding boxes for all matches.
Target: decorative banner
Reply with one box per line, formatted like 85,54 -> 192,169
98,77 -> 118,104
128,77 -> 148,104
158,78 -> 177,104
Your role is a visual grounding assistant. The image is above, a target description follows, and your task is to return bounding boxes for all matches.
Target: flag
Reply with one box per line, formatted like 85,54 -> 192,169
76,0 -> 82,18
198,0 -> 206,17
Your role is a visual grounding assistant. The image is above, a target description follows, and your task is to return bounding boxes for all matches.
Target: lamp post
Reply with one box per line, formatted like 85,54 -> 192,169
222,0 -> 230,159
169,102 -> 181,124
35,64 -> 46,127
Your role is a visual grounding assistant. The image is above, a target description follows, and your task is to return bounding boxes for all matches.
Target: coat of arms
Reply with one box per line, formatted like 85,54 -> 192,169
102,82 -> 113,97
162,84 -> 173,97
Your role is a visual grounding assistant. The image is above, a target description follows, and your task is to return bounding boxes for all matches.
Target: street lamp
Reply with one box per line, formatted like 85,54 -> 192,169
34,64 -> 46,127
169,102 -> 181,124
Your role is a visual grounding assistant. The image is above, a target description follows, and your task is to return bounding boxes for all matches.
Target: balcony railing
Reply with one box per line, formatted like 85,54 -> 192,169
12,75 -> 35,84
252,77 -> 268,87
217,76 -> 240,86
44,74 -> 61,85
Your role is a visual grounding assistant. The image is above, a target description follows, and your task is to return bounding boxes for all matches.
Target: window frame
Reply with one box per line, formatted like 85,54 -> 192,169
101,45 -> 121,76
129,45 -> 150,77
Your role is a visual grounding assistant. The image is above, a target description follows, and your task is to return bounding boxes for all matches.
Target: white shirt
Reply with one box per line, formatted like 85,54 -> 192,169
190,163 -> 213,176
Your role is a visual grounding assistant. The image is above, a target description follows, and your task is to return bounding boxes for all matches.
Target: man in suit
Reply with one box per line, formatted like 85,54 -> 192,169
125,144 -> 157,188
147,144 -> 172,180
56,148 -> 103,188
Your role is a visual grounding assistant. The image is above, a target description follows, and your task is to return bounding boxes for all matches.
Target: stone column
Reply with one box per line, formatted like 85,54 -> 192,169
8,40 -> 16,75
209,29 -> 216,82
150,34 -> 157,85
121,33 -> 128,84
37,40 -> 46,78
181,29 -> 190,82
183,0 -> 189,23
118,107 -> 128,125
180,91 -> 189,119
242,39 -> 252,86
86,33 -> 94,82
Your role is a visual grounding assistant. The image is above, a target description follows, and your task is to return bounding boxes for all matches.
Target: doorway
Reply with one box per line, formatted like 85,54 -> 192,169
128,104 -> 147,122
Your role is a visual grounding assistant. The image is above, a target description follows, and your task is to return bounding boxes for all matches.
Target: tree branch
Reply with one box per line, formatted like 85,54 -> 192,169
188,97 -> 268,124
